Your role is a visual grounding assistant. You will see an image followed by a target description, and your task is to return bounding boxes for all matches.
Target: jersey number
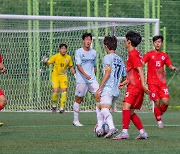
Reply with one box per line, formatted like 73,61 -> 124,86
156,61 -> 161,67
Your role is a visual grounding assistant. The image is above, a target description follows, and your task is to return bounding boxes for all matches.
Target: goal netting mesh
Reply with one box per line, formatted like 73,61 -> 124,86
0,15 -> 159,112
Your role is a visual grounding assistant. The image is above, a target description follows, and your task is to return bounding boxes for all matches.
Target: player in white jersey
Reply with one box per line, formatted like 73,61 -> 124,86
94,36 -> 126,138
73,32 -> 99,126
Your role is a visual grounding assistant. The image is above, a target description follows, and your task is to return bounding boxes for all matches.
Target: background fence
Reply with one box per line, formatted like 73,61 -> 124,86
0,0 -> 179,107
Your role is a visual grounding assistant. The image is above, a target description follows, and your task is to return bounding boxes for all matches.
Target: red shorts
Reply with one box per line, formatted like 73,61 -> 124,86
123,84 -> 144,109
148,84 -> 169,100
0,89 -> 4,96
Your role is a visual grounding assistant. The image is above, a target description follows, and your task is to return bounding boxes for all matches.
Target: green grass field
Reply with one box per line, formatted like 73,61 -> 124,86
0,110 -> 180,154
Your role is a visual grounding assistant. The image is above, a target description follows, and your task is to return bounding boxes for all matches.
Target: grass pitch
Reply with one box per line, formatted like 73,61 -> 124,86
0,110 -> 180,154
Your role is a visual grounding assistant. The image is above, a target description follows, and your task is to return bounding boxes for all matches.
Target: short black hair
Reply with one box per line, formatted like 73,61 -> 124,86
82,32 -> 92,40
153,35 -> 163,42
104,36 -> 117,50
59,43 -> 67,49
125,31 -> 142,47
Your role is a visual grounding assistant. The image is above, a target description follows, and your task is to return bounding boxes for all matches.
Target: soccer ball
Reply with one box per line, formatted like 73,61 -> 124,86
94,123 -> 109,137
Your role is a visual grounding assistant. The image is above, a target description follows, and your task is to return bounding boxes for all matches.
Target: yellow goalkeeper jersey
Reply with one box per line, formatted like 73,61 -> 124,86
48,53 -> 73,76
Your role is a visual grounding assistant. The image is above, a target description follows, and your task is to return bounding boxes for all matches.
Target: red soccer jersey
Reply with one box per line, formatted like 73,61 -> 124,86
143,50 -> 172,85
0,54 -> 2,63
126,49 -> 143,90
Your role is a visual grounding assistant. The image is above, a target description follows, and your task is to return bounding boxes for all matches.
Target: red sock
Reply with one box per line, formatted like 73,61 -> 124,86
154,107 -> 162,121
122,110 -> 131,129
0,105 -> 3,111
160,104 -> 168,115
131,113 -> 143,130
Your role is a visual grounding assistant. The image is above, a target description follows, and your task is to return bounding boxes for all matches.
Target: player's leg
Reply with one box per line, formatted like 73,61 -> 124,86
149,84 -> 163,128
0,89 -> 6,126
73,83 -> 88,126
113,101 -> 131,140
59,76 -> 68,113
89,81 -> 105,134
97,93 -> 118,138
160,98 -> 169,115
159,85 -> 170,116
51,76 -> 59,113
130,110 -> 148,139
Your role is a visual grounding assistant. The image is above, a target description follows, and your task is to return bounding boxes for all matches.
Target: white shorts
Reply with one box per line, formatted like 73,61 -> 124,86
75,81 -> 99,97
100,91 -> 118,105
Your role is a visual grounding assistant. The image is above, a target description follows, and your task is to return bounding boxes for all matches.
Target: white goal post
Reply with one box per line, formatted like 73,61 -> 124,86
0,14 -> 159,112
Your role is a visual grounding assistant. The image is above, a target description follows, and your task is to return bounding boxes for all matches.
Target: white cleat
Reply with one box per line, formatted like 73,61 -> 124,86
158,122 -> 164,129
73,121 -> 83,127
113,131 -> 129,140
104,128 -> 118,138
135,131 -> 148,139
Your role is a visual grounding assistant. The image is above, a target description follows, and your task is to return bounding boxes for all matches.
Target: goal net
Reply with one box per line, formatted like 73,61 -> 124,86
0,15 -> 159,112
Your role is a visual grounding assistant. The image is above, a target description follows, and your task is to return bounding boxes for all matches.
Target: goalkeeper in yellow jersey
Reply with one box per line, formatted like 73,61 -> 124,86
42,43 -> 76,113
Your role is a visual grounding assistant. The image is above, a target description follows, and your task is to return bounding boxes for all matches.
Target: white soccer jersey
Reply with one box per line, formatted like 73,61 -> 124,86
102,53 -> 126,97
75,48 -> 97,84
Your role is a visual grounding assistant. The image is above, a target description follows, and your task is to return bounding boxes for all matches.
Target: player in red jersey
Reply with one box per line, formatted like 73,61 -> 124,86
113,31 -> 149,140
0,54 -> 7,126
142,35 -> 178,128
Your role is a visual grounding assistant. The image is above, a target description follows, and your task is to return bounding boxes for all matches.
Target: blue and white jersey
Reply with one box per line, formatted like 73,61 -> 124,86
102,53 -> 126,97
75,48 -> 97,84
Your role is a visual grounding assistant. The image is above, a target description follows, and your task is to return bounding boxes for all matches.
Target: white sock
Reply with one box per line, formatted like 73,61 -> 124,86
122,129 -> 128,134
158,121 -> 163,125
73,102 -> 80,122
140,129 -> 145,134
101,108 -> 115,130
96,106 -> 104,130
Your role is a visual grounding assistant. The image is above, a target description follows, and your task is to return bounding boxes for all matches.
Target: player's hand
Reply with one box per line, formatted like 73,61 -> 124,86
74,73 -> 76,79
41,56 -> 48,64
1,67 -> 6,73
85,74 -> 91,80
143,85 -> 150,95
118,83 -> 125,89
172,66 -> 179,72
94,89 -> 101,103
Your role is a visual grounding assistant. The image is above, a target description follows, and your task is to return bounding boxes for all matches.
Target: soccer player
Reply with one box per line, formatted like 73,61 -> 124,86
42,43 -> 76,113
0,54 -> 7,126
73,32 -> 99,126
113,31 -> 149,140
94,36 -> 126,138
142,35 -> 179,128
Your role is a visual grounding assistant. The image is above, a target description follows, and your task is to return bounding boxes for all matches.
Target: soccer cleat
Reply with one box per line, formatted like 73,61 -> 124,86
0,123 -> 3,127
135,131 -> 148,140
73,121 -> 83,127
95,128 -> 104,137
52,107 -> 57,113
113,132 -> 129,140
158,122 -> 164,129
104,128 -> 118,138
59,109 -> 65,114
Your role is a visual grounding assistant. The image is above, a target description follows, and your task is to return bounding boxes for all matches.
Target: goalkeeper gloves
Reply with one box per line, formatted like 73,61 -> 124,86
74,73 -> 76,79
41,56 -> 48,64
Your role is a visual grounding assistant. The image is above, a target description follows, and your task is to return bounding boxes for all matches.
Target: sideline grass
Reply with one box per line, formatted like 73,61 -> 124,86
0,110 -> 180,154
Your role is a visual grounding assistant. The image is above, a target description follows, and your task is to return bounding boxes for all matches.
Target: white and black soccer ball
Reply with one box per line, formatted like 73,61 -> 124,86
94,123 -> 109,136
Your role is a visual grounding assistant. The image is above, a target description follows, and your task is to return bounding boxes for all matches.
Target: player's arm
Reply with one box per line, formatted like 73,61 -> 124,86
69,66 -> 76,78
42,56 -> 50,66
168,65 -> 179,72
94,66 -> 111,102
76,65 -> 91,80
118,76 -> 127,89
0,55 -> 6,73
136,66 -> 149,94
94,66 -> 97,75
96,66 -> 111,93
0,62 -> 6,73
